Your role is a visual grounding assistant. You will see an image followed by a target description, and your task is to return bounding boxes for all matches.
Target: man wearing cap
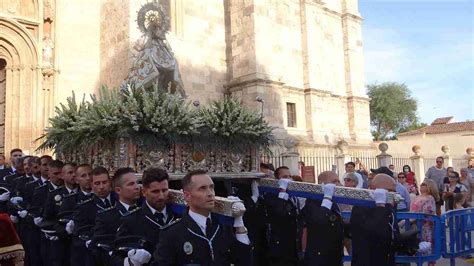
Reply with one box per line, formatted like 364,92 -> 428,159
154,169 -> 251,266
350,173 -> 431,266
112,167 -> 181,266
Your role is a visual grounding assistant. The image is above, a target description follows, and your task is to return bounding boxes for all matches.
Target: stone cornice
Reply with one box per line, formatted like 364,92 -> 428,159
304,1 -> 362,21
225,77 -> 285,92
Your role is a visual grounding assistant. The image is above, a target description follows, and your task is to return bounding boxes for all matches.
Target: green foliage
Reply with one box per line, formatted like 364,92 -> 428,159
399,120 -> 428,134
36,91 -> 87,153
367,82 -> 419,140
119,85 -> 200,149
37,87 -> 274,154
199,96 -> 275,153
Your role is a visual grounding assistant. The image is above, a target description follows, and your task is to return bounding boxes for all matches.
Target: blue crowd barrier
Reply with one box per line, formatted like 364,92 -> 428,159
442,207 -> 474,265
342,211 -> 443,266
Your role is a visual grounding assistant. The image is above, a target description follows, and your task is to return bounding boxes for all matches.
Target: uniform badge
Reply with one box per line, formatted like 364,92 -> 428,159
54,194 -> 62,202
183,241 -> 193,255
329,214 -> 337,222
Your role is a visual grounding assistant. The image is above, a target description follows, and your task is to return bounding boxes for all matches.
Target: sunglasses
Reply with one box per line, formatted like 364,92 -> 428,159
398,176 -> 406,178
436,161 -> 443,163
344,178 -> 354,182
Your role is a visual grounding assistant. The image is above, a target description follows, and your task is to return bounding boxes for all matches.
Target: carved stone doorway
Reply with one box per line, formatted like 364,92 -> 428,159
0,59 -> 5,153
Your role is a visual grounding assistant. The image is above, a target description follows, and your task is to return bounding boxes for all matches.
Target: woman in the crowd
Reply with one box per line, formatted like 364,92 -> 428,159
443,171 -> 468,211
402,165 -> 417,188
459,168 -> 472,207
398,172 -> 417,201
411,179 -> 438,266
443,166 -> 455,185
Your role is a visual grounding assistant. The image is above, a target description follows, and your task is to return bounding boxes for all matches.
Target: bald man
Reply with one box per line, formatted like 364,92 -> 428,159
301,171 -> 344,266
350,174 -> 430,266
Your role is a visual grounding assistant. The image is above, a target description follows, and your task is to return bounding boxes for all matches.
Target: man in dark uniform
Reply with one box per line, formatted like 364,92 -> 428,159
40,160 -> 68,266
0,148 -> 23,180
3,156 -> 25,187
90,167 -> 142,265
112,167 -> 181,265
73,166 -> 116,266
301,171 -> 344,266
259,166 -> 302,266
32,159 -> 63,265
350,173 -> 431,266
17,155 -> 51,266
153,169 -> 252,266
62,164 -> 94,266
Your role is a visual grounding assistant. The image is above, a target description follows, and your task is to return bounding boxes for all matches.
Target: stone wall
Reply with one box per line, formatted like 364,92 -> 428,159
55,0 -> 101,102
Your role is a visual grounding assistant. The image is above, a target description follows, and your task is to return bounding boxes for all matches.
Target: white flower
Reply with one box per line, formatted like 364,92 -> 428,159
211,128 -> 218,133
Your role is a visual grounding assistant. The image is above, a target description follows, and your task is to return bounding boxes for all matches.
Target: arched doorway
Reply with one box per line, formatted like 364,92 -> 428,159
0,17 -> 42,154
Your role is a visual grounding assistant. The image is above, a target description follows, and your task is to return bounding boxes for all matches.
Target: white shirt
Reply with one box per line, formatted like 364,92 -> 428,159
40,176 -> 48,184
66,187 -> 77,194
146,200 -> 167,221
188,210 -> 250,245
119,201 -> 136,211
81,190 -> 91,196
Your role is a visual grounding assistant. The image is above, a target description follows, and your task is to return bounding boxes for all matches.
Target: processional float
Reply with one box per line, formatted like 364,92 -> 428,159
36,1 -> 399,221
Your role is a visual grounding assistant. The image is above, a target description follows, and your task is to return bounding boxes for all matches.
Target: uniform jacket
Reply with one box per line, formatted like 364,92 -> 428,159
153,212 -> 252,266
302,199 -> 344,266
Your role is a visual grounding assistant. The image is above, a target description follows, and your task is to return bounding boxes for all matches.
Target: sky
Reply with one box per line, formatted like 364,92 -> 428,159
359,0 -> 473,124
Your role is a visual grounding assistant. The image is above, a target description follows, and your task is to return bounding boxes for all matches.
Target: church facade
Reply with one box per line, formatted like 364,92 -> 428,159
0,0 -> 371,155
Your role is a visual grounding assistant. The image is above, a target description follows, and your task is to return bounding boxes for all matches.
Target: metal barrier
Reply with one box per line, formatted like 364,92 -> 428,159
342,211 -> 443,266
442,207 -> 474,266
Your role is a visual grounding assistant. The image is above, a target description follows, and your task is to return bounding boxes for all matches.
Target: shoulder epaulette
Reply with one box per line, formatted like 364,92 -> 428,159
98,206 -> 115,214
77,197 -> 94,206
26,180 -> 38,185
161,218 -> 181,230
123,207 -> 141,216
63,192 -> 77,198
35,183 -> 48,190
12,176 -> 24,182
50,187 -> 64,193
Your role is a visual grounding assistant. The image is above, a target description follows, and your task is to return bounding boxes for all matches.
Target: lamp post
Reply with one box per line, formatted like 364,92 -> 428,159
255,96 -> 265,171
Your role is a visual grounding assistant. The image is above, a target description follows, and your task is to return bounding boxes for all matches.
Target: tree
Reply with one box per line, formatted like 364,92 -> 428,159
367,82 -> 419,140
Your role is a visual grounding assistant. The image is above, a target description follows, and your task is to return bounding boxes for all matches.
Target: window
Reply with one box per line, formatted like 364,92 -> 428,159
286,103 -> 297,128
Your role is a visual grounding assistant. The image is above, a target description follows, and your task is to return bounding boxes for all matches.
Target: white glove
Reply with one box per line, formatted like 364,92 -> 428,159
251,180 -> 259,203
34,217 -> 43,226
0,192 -> 10,202
418,241 -> 431,253
278,178 -> 291,191
85,240 -> 91,248
10,196 -> 23,205
46,235 -> 59,241
17,210 -> 28,218
371,188 -> 388,205
227,196 -> 246,226
127,249 -> 152,265
10,215 -> 19,223
323,184 -> 336,200
66,220 -> 75,235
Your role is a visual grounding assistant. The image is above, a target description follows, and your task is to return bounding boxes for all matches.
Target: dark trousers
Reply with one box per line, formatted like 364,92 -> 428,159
25,227 -> 43,266
70,237 -> 93,266
48,238 -> 71,266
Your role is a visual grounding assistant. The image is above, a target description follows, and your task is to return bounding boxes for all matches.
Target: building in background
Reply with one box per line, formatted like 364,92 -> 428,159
0,0 -> 371,157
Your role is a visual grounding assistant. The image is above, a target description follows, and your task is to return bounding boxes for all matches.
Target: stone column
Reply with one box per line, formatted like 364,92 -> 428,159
410,145 -> 424,185
281,137 -> 300,175
441,145 -> 452,167
335,140 -> 351,181
376,142 -> 392,167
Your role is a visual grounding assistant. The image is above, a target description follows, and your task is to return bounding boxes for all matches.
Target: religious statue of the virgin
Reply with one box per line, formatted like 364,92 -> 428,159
121,1 -> 185,97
